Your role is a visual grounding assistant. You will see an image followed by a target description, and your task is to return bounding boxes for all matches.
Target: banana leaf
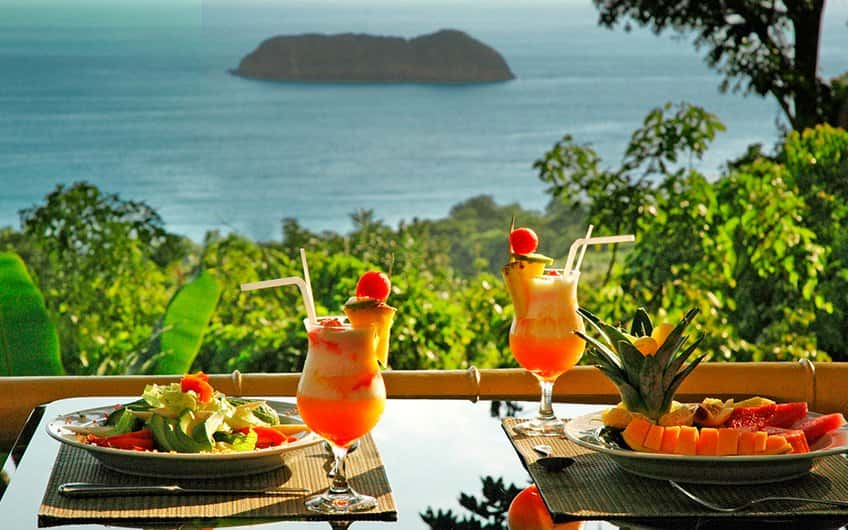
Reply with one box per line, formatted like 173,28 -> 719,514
0,252 -> 63,376
130,270 -> 221,375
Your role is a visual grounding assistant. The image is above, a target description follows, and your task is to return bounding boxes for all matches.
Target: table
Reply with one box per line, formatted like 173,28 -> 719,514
1,397 -> 845,529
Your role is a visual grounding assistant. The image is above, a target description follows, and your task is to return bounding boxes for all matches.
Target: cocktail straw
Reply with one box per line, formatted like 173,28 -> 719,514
563,232 -> 636,276
572,224 -> 594,274
299,248 -> 318,325
240,276 -> 318,325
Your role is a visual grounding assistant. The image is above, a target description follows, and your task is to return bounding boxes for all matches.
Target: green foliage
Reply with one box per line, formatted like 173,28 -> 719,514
421,476 -> 523,530
592,0 -> 840,130
1,111 -> 844,374
130,270 -> 222,374
17,182 -> 189,374
540,102 -> 844,362
0,252 -> 62,375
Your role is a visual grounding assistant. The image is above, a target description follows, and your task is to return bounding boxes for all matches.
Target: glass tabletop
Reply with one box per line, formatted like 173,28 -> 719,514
1,397 -> 846,530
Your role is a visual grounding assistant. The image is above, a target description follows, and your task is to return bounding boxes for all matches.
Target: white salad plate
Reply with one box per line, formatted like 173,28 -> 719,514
564,410 -> 848,484
47,400 -> 322,478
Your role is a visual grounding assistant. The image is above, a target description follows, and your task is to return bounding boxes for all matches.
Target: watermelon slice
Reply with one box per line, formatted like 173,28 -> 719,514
765,402 -> 808,428
761,426 -> 811,453
791,413 -> 847,446
725,404 -> 776,428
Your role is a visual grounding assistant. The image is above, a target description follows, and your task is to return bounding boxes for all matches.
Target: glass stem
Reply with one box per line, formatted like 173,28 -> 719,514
329,444 -> 352,494
537,379 -> 555,421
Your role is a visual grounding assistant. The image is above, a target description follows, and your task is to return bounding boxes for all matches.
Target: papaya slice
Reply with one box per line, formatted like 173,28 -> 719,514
752,431 -> 768,453
738,431 -> 757,455
660,426 -> 681,454
716,428 -> 740,456
696,427 -> 719,455
675,426 -> 699,455
643,424 -> 665,451
762,435 -> 792,455
622,417 -> 653,452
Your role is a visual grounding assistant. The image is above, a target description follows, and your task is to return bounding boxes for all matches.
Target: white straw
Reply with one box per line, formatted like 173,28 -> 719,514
299,248 -> 318,325
571,224 -> 594,275
240,276 -> 318,325
564,233 -> 636,276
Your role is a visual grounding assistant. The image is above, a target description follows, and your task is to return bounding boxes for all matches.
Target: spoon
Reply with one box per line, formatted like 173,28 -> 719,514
529,444 -> 575,472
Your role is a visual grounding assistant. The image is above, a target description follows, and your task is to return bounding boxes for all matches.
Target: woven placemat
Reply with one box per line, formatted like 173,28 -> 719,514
39,433 -> 396,527
502,418 -> 848,523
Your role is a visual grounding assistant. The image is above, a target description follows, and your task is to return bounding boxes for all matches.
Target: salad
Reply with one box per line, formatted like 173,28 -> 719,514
69,372 -> 308,453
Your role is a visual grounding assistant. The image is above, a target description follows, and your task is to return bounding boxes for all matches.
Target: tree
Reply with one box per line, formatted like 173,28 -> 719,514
593,0 -> 844,130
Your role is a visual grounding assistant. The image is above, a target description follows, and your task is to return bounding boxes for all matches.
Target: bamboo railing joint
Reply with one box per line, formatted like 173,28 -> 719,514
467,366 -> 481,403
231,369 -> 244,397
799,358 -> 816,406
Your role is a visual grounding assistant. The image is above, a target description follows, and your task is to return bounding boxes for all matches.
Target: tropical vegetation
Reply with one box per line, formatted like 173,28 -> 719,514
1,105 -> 845,378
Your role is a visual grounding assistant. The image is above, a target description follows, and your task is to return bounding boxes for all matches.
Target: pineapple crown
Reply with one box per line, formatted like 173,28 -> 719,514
576,307 -> 706,421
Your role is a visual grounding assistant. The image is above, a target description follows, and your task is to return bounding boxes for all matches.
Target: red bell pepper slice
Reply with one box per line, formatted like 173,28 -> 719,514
236,426 -> 287,448
181,371 -> 214,403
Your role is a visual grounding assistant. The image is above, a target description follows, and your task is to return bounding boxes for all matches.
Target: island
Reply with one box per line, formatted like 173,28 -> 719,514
230,29 -> 514,83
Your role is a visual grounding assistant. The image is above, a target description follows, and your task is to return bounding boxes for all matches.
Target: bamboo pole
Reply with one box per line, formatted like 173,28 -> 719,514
1,363 -> 845,450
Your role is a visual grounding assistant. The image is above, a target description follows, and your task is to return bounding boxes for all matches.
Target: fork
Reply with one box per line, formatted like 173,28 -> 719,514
669,480 -> 848,513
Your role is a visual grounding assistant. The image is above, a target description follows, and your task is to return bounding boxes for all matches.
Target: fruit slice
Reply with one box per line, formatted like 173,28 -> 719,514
752,431 -> 768,453
643,424 -> 665,451
660,426 -> 681,453
762,434 -> 793,455
502,258 -> 547,316
694,398 -> 735,427
696,427 -> 719,455
355,271 -> 391,302
761,427 -> 811,453
622,417 -> 653,451
765,402 -> 808,428
738,430 -> 757,455
509,227 -> 539,255
343,299 -> 396,367
674,426 -> 699,455
791,413 -> 847,446
716,428 -> 740,456
725,404 -> 776,429
601,404 -> 633,429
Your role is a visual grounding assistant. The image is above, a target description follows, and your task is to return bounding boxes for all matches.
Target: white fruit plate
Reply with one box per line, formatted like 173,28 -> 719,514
564,410 -> 848,484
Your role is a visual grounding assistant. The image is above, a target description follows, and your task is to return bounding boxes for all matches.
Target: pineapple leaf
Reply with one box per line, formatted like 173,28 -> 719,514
611,336 -> 646,386
637,352 -> 665,417
662,353 -> 707,412
575,330 -> 623,371
611,378 -> 648,415
654,333 -> 688,370
662,335 -> 705,390
630,307 -> 653,337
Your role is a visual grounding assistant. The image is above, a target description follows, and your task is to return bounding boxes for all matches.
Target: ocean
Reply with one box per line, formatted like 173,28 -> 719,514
2,0 -> 847,242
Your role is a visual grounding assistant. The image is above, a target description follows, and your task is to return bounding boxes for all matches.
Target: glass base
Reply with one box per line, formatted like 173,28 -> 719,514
305,489 -> 378,514
513,416 -> 566,437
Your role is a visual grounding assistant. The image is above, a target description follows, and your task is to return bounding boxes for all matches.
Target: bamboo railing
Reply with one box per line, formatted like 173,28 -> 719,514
1,362 -> 846,449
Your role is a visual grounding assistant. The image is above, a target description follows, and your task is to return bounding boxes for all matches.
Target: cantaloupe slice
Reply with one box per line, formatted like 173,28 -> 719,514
716,428 -> 739,456
762,435 -> 792,455
643,424 -> 665,451
738,431 -> 757,455
622,417 -> 653,451
696,427 -> 719,455
752,431 -> 768,453
660,426 -> 681,453
675,426 -> 699,455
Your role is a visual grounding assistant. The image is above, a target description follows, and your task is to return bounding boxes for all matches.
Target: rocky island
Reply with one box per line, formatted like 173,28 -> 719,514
231,29 -> 514,83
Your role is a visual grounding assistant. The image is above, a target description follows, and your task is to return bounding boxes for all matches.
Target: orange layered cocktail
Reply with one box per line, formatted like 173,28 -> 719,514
296,270 -> 395,514
297,319 -> 387,449
508,270 -> 584,382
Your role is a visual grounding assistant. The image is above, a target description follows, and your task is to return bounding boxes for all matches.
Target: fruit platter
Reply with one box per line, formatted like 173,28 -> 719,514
565,307 -> 848,484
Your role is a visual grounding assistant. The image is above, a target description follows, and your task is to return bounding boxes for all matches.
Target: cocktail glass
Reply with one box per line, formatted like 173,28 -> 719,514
503,266 -> 585,436
296,316 -> 390,513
